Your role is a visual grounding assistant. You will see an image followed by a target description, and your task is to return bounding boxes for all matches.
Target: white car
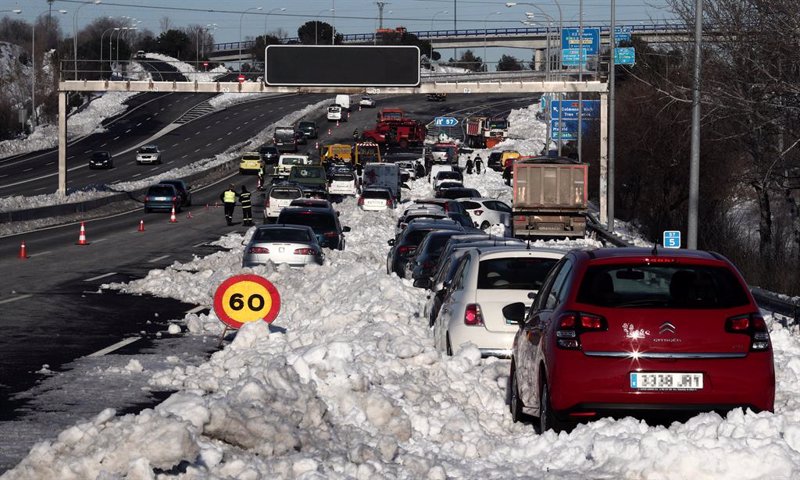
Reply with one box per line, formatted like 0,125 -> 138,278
136,145 -> 162,165
327,104 -> 344,121
329,171 -> 358,196
242,225 -> 324,268
395,161 -> 418,180
457,197 -> 513,231
358,187 -> 395,211
395,207 -> 448,236
433,247 -> 564,358
264,184 -> 303,221
359,96 -> 376,108
432,170 -> 463,189
275,154 -> 311,179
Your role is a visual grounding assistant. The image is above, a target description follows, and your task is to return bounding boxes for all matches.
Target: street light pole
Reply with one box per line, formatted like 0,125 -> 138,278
483,11 -> 501,72
430,10 -> 448,61
116,27 -> 134,65
239,6 -> 262,73
72,0 -> 101,80
688,0 -> 703,248
100,25 -> 116,79
315,9 -> 334,45
332,0 -> 336,45
264,7 -> 286,40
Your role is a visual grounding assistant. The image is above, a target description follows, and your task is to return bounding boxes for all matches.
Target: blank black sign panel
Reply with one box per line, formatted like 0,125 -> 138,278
265,45 -> 420,87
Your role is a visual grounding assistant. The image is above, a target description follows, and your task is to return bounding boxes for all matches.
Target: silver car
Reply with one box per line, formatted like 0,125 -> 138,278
136,145 -> 162,165
242,225 -> 324,268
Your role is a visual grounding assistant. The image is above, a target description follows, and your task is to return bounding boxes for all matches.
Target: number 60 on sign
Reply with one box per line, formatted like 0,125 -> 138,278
213,274 -> 281,328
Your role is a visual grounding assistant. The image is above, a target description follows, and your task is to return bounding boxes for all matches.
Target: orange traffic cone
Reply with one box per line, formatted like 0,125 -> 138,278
18,241 -> 28,259
336,120 -> 340,128
205,203 -> 209,210
186,211 -> 193,219
327,128 -> 332,136
314,141 -> 319,149
138,220 -> 145,232
347,111 -> 350,119
358,104 -> 362,111
169,206 -> 178,223
76,222 -> 89,245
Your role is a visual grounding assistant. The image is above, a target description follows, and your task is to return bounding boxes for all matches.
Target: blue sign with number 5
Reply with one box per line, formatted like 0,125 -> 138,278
663,230 -> 681,249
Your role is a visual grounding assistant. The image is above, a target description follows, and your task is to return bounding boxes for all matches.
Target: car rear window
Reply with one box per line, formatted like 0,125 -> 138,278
270,188 -> 302,200
279,212 -> 336,231
362,189 -> 390,199
292,168 -> 324,179
242,155 -> 260,161
437,171 -> 462,180
576,265 -> 750,308
252,228 -> 312,243
147,186 -> 174,196
404,229 -> 437,245
139,147 -> 158,153
332,174 -> 355,182
441,188 -> 480,199
478,257 -> 559,290
460,200 -> 482,210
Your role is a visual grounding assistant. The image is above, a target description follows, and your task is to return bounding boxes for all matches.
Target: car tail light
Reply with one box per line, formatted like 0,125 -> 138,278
726,313 -> 771,351
474,209 -> 484,216
324,232 -> 339,238
294,248 -> 318,255
172,196 -> 177,203
145,196 -> 150,202
464,303 -> 484,326
249,246 -> 270,254
397,245 -> 416,256
265,198 -> 271,207
358,196 -> 364,206
556,311 -> 607,350
386,198 -> 392,207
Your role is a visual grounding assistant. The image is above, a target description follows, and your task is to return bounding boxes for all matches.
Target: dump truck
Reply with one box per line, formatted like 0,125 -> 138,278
353,142 -> 382,165
321,143 -> 353,164
512,157 -> 588,239
465,116 -> 509,148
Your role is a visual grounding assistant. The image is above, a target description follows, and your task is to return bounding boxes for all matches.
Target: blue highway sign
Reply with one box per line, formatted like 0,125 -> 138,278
561,28 -> 600,55
663,230 -> 681,249
550,100 -> 600,120
434,116 -> 458,127
614,47 -> 636,65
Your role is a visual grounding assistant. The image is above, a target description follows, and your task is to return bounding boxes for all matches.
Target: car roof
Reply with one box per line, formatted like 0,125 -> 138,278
574,247 -> 727,263
148,183 -> 176,191
255,224 -> 314,231
242,151 -> 260,156
279,206 -> 335,215
472,246 -> 566,260
405,218 -> 461,230
139,144 -> 158,149
457,197 -> 502,204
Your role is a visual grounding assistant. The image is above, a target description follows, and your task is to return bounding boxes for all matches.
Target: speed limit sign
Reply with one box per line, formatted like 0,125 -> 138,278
213,274 -> 281,328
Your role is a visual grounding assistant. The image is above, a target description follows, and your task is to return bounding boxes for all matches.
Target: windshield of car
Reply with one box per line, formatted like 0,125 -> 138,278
278,212 -> 336,232
139,147 -> 158,154
252,228 -> 313,243
91,152 -> 109,160
437,171 -> 462,180
298,122 -> 314,129
362,189 -> 390,199
328,106 -> 341,112
576,265 -> 750,308
487,119 -> 508,129
478,257 -> 559,290
281,157 -> 305,165
290,167 -> 324,179
270,188 -> 302,200
332,173 -> 355,182
147,186 -> 174,196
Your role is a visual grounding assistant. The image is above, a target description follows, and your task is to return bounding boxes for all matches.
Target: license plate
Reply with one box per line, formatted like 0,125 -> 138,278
630,372 -> 703,390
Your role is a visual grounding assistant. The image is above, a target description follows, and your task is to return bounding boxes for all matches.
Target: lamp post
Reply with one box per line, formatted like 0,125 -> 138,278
315,9 -> 333,45
264,7 -> 286,39
331,0 -> 336,45
100,25 -> 117,78
73,0 -> 102,80
239,6 -> 262,73
116,26 -> 134,65
483,11 -> 501,72
506,1 -> 562,71
430,10 -> 448,61
33,9 -> 66,133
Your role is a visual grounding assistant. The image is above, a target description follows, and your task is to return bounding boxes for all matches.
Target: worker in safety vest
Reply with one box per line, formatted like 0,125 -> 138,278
220,184 -> 238,225
240,185 -> 253,226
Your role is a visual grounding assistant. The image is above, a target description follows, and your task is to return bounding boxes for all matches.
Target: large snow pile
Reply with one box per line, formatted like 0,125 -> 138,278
143,53 -> 228,83
6,100 -> 798,479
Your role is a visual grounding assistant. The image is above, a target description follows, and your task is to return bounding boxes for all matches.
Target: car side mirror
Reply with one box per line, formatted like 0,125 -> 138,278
413,278 -> 431,289
502,302 -> 526,326
387,239 -> 396,246
342,226 -> 351,232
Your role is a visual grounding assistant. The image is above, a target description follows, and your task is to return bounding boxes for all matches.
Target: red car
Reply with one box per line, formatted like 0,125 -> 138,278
505,247 -> 774,433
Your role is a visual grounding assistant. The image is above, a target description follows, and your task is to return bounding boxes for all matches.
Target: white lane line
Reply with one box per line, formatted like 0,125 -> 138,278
100,143 -> 107,147
185,306 -> 207,314
216,137 -> 223,141
93,238 -> 109,243
214,120 -> 220,124
0,174 -> 7,178
160,108 -> 165,111
67,155 -> 74,159
194,148 -> 200,153
148,254 -> 170,263
206,143 -> 212,147
192,241 -> 208,248
29,250 -> 53,257
46,161 -> 55,165
87,337 -> 141,357
125,129 -> 131,133
150,167 -> 159,171
204,125 -> 210,129
136,122 -> 142,127
132,173 -> 141,178
167,161 -> 175,164
146,116 -> 152,120
83,272 -> 117,282
34,187 -> 47,192
23,167 -> 33,172
226,132 -> 232,136
0,294 -> 33,305
87,173 -> 97,178
84,149 -> 92,153
113,136 -> 120,140
172,143 -> 179,147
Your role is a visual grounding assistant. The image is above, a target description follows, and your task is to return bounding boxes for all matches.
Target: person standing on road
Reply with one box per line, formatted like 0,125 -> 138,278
465,157 -> 474,175
220,184 -> 238,226
240,185 -> 253,226
474,154 -> 483,174
257,163 -> 265,190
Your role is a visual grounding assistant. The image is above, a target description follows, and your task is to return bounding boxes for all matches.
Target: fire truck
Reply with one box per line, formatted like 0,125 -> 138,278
362,108 -> 427,149
465,116 -> 510,148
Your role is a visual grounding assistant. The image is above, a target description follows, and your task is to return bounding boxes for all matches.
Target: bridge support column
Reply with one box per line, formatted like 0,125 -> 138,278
599,92 -> 608,226
58,91 -> 67,196
533,49 -> 545,71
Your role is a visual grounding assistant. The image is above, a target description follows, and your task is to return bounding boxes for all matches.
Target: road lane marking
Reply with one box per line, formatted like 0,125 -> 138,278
29,250 -> 52,257
23,168 -> 33,172
34,187 -> 47,192
0,294 -> 33,305
146,116 -> 152,120
93,238 -> 109,243
87,337 -> 141,357
0,174 -> 7,178
125,129 -> 131,133
84,150 -> 92,153
100,143 -> 107,147
87,174 -> 96,178
148,254 -> 170,263
185,306 -> 207,314
136,122 -> 142,127
150,167 -> 159,171
46,161 -> 55,165
113,136 -> 120,140
172,143 -> 179,147
84,272 -> 117,282
192,242 -> 207,248
67,155 -> 74,159
132,173 -> 141,177
167,161 -> 175,164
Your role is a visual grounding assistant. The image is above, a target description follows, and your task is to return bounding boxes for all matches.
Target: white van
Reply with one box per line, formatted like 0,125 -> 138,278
264,184 -> 303,221
335,94 -> 351,111
275,154 -> 311,178
327,105 -> 344,122
329,170 -> 358,196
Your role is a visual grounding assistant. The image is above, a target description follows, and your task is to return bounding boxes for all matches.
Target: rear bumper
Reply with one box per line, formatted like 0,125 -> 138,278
548,352 -> 775,414
449,327 -> 515,358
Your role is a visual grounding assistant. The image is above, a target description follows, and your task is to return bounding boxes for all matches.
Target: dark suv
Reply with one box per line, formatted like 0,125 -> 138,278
158,179 -> 192,207
296,121 -> 318,139
89,151 -> 113,169
277,206 -> 350,250
259,144 -> 280,166
506,247 -> 775,433
387,219 -> 463,278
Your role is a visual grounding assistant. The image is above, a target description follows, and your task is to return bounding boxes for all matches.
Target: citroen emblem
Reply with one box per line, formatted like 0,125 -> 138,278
659,322 -> 676,334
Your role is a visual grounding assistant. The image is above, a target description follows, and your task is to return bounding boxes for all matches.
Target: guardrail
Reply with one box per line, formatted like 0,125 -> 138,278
586,214 -> 800,323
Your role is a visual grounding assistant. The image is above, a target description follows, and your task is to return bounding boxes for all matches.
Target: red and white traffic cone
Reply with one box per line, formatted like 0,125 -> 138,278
138,220 -> 145,232
205,203 -> 209,210
76,222 -> 89,245
18,241 -> 28,259
314,141 -> 319,150
327,128 -> 332,136
336,120 -> 340,128
358,104 -> 362,111
347,111 -> 350,119
186,211 -> 193,219
169,206 -> 178,223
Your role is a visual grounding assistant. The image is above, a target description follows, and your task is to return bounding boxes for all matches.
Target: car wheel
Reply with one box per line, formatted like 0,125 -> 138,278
508,363 -> 531,424
480,221 -> 491,230
539,382 -> 572,434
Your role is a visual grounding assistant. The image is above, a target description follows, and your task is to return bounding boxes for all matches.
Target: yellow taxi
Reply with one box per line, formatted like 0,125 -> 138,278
239,151 -> 263,175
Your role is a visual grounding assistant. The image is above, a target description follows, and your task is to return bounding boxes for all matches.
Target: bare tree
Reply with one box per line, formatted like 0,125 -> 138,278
159,16 -> 172,34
